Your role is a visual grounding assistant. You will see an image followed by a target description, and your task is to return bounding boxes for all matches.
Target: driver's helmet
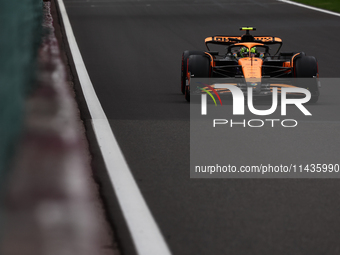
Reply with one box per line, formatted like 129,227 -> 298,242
240,47 -> 258,57
239,47 -> 249,57
250,47 -> 258,57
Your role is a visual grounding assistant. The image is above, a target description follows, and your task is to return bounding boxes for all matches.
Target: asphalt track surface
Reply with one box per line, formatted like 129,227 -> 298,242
63,0 -> 340,254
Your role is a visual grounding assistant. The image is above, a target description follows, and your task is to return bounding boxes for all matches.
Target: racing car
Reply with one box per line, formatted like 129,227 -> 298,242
181,27 -> 319,103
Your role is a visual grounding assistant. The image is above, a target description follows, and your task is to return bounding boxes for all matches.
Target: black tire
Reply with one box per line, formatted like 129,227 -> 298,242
181,50 -> 205,94
185,54 -> 210,102
294,56 -> 319,103
294,56 -> 318,78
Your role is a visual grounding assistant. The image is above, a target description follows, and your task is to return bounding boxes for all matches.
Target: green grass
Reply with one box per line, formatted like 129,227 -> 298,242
293,0 -> 340,13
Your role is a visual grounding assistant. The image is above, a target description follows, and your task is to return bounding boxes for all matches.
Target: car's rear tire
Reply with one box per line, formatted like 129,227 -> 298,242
185,54 -> 210,102
181,50 -> 205,94
294,56 -> 319,103
294,56 -> 318,78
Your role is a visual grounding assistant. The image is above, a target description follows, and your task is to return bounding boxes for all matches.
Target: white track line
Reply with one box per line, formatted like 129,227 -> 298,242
56,1 -> 172,254
278,0 -> 340,17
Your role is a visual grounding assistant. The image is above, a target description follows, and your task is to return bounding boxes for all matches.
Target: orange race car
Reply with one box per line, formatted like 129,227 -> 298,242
181,27 -> 320,103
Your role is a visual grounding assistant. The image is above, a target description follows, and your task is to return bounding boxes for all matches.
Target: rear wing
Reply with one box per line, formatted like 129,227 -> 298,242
205,36 -> 283,54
